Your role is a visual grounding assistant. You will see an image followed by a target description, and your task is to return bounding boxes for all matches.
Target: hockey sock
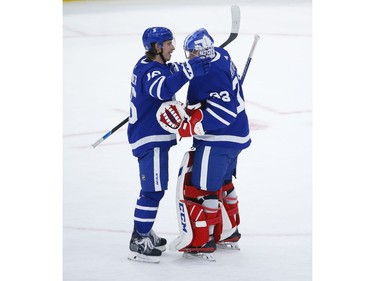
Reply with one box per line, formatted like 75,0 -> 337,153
134,190 -> 165,235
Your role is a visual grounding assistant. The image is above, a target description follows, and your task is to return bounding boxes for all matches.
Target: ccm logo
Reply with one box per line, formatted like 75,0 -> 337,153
178,202 -> 187,233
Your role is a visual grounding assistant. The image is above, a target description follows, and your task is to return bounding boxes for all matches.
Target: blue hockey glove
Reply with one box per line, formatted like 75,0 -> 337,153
182,57 -> 211,80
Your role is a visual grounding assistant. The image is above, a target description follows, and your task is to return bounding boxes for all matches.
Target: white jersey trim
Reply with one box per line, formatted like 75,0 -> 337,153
130,134 -> 176,150
206,108 -> 231,126
134,217 -> 155,222
153,147 -> 161,192
149,76 -> 165,100
194,133 -> 251,144
135,205 -> 159,211
211,51 -> 221,63
200,146 -> 211,190
207,100 -> 237,117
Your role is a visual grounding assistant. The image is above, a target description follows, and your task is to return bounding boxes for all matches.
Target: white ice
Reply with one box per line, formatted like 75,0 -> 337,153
63,0 -> 311,280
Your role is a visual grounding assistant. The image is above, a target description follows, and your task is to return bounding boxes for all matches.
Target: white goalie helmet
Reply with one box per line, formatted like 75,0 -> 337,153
156,101 -> 187,133
183,28 -> 215,59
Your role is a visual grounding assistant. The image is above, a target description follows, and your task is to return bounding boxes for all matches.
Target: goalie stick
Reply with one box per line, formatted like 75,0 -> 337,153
92,5 -> 241,148
240,34 -> 260,86
219,5 -> 240,48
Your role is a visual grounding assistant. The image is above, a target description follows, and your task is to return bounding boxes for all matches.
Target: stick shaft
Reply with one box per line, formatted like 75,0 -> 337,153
240,34 -> 260,86
91,117 -> 129,148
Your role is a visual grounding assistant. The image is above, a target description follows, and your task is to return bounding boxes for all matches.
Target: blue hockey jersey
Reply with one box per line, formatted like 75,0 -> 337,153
127,56 -> 190,157
187,47 -> 251,150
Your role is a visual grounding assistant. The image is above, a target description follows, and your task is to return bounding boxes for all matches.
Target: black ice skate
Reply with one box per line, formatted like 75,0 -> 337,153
128,230 -> 162,263
181,237 -> 216,262
217,228 -> 241,250
149,229 -> 167,252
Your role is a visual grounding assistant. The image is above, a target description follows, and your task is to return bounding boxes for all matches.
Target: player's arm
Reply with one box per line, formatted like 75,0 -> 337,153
144,57 -> 211,101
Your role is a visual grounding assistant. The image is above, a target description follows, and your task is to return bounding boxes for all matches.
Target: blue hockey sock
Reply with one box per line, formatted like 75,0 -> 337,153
134,190 -> 165,236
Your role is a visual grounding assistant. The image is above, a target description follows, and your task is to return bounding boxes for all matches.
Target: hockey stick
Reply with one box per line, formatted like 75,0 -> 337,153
239,34 -> 260,86
91,117 -> 129,148
219,5 -> 240,48
92,5 -> 241,148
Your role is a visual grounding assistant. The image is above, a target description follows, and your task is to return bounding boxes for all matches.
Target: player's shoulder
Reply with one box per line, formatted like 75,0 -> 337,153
214,47 -> 230,58
134,56 -> 166,75
212,47 -> 231,64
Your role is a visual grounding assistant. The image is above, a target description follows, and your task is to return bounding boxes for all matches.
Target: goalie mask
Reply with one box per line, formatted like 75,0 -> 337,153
183,28 -> 215,59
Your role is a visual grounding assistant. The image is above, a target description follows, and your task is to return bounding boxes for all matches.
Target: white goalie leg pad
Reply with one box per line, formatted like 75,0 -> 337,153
219,201 -> 237,241
169,151 -> 194,251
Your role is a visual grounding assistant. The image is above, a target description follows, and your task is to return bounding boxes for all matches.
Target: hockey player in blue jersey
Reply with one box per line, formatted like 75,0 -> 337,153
127,27 -> 211,263
158,28 -> 251,259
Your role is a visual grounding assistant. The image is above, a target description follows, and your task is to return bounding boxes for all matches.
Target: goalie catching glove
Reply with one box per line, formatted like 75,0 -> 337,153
157,101 -> 205,137
156,101 -> 187,134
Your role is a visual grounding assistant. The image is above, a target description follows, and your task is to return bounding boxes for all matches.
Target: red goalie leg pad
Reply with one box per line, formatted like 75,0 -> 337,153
221,182 -> 240,228
207,208 -> 223,243
184,185 -> 218,198
222,200 -> 240,227
185,201 -> 222,247
186,202 -> 209,247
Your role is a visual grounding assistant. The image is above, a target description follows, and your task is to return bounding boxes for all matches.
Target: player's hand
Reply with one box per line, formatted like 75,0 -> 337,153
182,57 -> 211,79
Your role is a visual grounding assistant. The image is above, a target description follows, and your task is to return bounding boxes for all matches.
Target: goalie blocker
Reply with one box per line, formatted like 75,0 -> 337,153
169,150 -> 241,253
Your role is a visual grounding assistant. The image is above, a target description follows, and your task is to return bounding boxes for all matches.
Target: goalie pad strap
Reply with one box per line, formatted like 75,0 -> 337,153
184,200 -> 221,228
192,216 -> 222,228
223,201 -> 240,227
220,181 -> 234,198
184,182 -> 234,199
185,200 -> 222,247
184,185 -> 219,198
223,201 -> 239,217
221,181 -> 234,191
220,181 -> 240,227
191,216 -> 222,228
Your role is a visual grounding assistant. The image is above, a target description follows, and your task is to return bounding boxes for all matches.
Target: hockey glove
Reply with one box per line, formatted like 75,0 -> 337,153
181,57 -> 211,80
185,103 -> 202,116
156,101 -> 187,133
178,109 -> 205,137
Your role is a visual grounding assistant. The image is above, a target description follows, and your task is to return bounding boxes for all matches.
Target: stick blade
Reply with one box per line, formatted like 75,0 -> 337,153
230,5 -> 241,34
219,5 -> 241,48
91,138 -> 104,148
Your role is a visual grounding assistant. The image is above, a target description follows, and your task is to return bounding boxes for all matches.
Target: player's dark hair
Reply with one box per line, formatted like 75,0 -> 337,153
145,43 -> 159,60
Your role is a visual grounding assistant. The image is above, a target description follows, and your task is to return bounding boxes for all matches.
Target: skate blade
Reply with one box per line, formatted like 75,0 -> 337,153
127,252 -> 160,264
182,252 -> 216,262
155,245 -> 166,252
216,241 -> 240,250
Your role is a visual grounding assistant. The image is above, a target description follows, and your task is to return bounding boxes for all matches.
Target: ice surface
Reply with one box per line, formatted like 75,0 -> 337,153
63,1 -> 311,280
